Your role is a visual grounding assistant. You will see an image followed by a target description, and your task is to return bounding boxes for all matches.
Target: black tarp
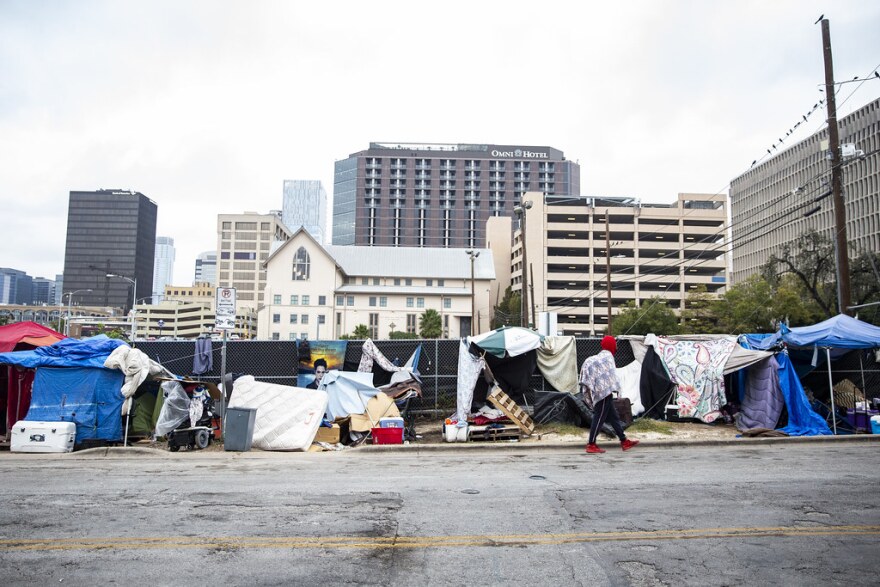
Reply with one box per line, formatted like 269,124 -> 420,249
532,391 -> 616,435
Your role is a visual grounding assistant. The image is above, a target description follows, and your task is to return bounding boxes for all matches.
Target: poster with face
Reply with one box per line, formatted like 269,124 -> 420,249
297,340 -> 348,389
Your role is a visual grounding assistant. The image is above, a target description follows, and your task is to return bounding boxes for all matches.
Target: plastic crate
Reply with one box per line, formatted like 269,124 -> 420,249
371,427 -> 403,445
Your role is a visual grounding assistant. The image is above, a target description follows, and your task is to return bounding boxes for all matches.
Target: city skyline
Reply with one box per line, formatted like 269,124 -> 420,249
1,2 -> 879,285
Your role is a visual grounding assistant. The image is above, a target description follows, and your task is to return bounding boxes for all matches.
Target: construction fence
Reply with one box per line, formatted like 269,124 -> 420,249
134,338 -> 637,413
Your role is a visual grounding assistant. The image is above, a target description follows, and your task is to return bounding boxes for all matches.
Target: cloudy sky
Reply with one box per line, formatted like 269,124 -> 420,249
2,0 -> 879,286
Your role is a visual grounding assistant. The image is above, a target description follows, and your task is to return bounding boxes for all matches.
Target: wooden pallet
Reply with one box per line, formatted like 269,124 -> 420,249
468,424 -> 521,442
487,387 -> 535,435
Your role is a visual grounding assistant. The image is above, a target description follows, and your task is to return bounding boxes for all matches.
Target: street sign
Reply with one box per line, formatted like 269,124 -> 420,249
215,287 -> 237,330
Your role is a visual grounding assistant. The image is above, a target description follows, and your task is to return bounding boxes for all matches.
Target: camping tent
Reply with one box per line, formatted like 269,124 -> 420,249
0,322 -> 66,434
0,322 -> 65,353
455,328 -> 579,424
744,314 -> 880,434
0,336 -> 127,443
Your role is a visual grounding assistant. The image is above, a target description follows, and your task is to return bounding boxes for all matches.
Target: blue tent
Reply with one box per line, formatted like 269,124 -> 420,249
744,314 -> 880,351
743,315 -> 880,434
0,336 -> 127,443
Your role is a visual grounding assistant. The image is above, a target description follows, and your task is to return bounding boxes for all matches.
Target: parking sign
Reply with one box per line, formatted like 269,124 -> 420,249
215,287 -> 237,330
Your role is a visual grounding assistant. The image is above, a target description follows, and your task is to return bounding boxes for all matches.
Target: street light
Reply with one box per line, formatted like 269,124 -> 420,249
513,200 -> 533,328
465,249 -> 480,336
106,273 -> 137,342
63,289 -> 92,337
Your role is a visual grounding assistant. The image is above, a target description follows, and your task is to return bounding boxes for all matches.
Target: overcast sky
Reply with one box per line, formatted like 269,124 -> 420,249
2,0 -> 879,286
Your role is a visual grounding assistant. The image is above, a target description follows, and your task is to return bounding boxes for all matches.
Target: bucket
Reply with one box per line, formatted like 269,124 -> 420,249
870,415 -> 880,435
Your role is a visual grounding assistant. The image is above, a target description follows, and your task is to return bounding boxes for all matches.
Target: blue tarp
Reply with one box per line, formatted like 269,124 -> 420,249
0,335 -> 125,369
744,314 -> 880,351
775,352 -> 832,437
0,336 -> 127,443
25,367 -> 125,442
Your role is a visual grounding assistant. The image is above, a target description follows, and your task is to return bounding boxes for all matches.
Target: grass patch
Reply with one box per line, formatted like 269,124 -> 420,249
534,422 -> 586,437
628,418 -> 674,435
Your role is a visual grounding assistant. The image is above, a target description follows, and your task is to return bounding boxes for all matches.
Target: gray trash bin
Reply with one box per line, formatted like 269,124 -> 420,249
224,407 -> 257,451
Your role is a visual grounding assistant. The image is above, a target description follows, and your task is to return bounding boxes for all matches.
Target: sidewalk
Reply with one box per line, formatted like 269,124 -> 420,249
1,430 -> 877,459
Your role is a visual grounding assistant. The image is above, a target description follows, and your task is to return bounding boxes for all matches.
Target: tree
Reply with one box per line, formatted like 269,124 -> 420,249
849,250 -> 880,325
714,274 -> 777,333
609,298 -> 681,336
419,309 -> 442,339
389,330 -> 419,339
492,286 -> 521,329
351,324 -> 370,339
680,284 -> 723,334
763,229 -> 837,318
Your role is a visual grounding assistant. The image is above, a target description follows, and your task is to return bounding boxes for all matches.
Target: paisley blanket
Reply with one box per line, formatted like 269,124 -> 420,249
656,337 -> 736,423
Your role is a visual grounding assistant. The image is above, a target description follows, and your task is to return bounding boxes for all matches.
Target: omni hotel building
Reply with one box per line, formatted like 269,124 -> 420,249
332,142 -> 581,248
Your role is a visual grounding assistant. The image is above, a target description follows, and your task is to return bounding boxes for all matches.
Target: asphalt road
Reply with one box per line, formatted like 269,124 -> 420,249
1,441 -> 879,586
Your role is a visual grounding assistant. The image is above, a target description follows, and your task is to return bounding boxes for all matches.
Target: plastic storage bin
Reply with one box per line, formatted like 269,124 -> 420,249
224,407 -> 257,451
371,427 -> 403,444
379,417 -> 404,429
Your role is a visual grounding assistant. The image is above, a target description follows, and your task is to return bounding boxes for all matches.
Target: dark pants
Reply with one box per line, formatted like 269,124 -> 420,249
589,395 -> 626,444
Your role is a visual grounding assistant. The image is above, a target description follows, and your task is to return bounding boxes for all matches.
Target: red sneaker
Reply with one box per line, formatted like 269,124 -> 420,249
585,443 -> 605,454
621,439 -> 640,451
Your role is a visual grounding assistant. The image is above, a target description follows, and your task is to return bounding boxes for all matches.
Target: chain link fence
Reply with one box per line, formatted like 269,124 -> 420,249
134,338 -> 637,414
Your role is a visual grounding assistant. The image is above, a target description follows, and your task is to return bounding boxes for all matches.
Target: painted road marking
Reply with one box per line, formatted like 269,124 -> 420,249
1,525 -> 879,551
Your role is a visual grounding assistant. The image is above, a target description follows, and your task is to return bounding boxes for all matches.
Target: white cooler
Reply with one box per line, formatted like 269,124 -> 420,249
10,421 -> 76,453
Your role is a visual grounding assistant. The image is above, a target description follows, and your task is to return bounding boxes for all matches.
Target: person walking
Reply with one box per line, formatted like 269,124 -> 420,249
579,335 -> 639,454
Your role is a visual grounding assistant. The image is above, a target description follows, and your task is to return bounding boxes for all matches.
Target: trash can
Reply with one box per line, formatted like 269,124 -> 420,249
224,407 -> 257,451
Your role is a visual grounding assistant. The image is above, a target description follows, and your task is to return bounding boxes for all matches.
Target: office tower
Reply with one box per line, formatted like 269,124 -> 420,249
216,211 -> 292,313
282,180 -> 328,244
152,236 -> 175,304
730,98 -> 880,284
62,189 -> 157,313
31,277 -> 55,305
0,268 -> 33,304
194,251 -> 217,285
332,142 -> 580,248
54,274 -> 64,305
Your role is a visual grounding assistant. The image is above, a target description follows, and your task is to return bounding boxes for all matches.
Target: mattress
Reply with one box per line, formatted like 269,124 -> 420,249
227,376 -> 328,451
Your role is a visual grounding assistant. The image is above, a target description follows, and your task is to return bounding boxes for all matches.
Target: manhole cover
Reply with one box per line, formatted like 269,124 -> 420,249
529,475 -> 546,480
461,489 -> 480,495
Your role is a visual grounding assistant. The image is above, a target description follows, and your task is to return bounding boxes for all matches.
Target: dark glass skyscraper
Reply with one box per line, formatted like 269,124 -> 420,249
332,143 -> 580,248
62,189 -> 157,313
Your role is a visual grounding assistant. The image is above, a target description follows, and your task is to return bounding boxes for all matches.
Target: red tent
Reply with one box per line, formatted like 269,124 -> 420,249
0,321 -> 65,353
0,322 -> 65,436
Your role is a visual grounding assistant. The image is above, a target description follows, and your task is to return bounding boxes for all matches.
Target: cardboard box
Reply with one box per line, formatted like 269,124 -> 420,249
350,393 -> 400,433
314,417 -> 349,444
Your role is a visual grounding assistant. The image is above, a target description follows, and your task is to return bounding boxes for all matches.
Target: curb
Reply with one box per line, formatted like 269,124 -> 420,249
1,434 -> 876,459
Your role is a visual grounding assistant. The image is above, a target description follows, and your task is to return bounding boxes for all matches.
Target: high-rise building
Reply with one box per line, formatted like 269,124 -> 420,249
332,142 -> 580,248
729,98 -> 880,285
54,274 -> 64,305
152,236 -> 175,304
282,180 -> 328,244
194,251 -> 217,285
31,277 -> 55,305
0,268 -> 33,304
216,211 -> 292,313
62,189 -> 157,313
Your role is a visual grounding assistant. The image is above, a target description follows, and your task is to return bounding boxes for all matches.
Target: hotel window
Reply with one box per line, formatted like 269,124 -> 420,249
394,278 -> 401,286
272,332 -> 280,340
405,278 -> 412,286
301,315 -> 309,324
444,297 -> 451,309
426,279 -> 433,287
406,314 -> 417,334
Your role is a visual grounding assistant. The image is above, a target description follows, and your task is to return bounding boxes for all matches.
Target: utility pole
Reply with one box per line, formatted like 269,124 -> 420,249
821,18 -> 852,315
605,212 -> 612,332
